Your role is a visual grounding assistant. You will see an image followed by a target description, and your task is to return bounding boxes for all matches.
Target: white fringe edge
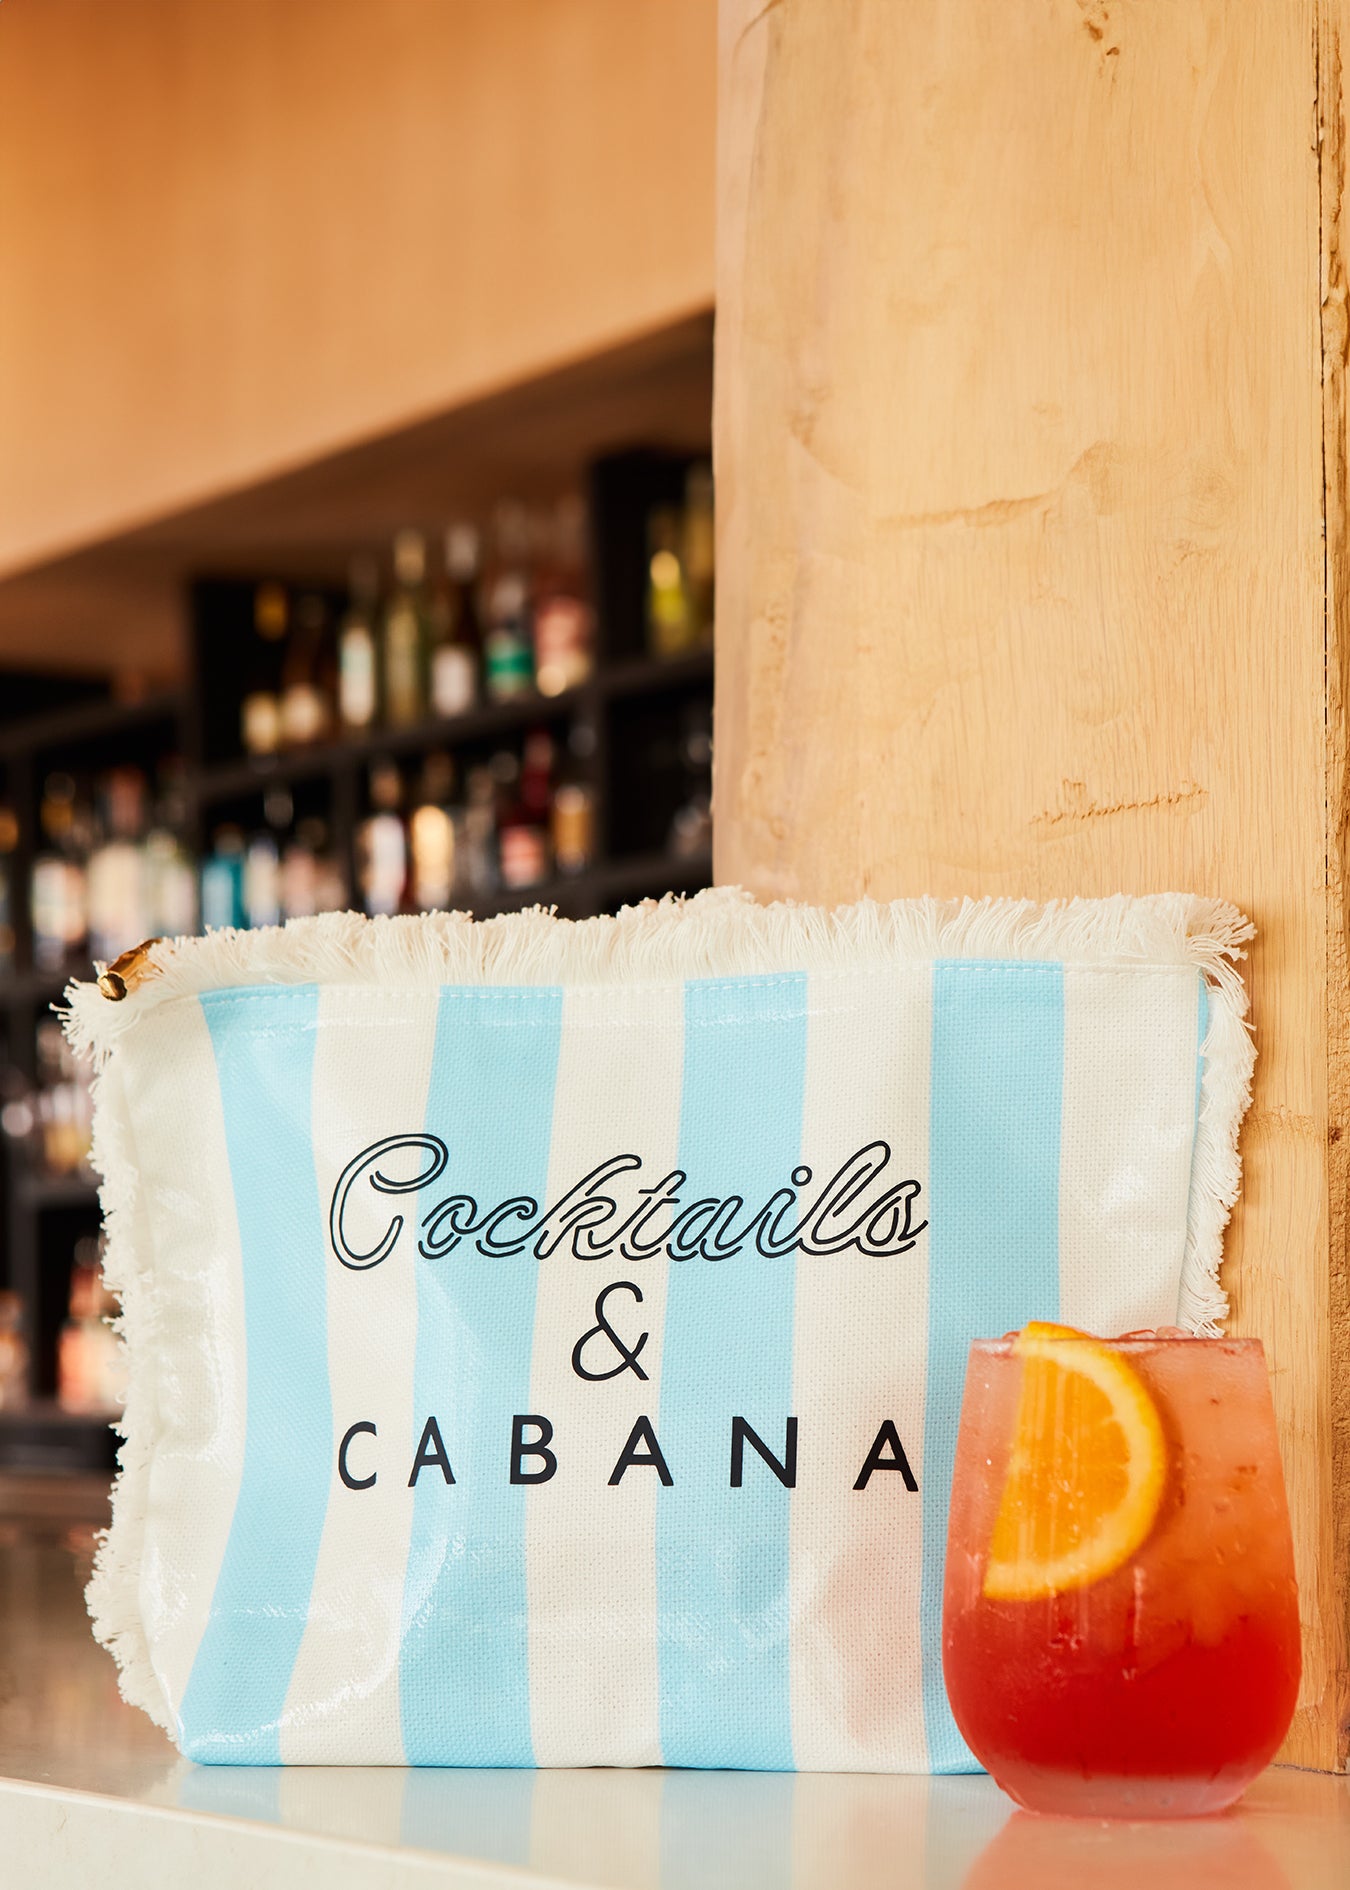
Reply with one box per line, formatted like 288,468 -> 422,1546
63,885 -> 1254,1049
79,1052 -> 174,1731
60,887 -> 1255,1726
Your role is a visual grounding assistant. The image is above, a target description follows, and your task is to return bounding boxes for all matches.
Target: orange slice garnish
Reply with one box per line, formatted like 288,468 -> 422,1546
982,1321 -> 1167,1602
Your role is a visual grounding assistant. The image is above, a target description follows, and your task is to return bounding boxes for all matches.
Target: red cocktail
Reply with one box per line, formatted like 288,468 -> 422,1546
942,1327 -> 1301,1817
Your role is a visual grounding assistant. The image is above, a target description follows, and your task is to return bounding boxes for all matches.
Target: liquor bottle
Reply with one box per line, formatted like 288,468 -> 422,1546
0,1058 -> 38,1175
498,731 -> 554,891
144,759 -> 197,939
200,827 -> 246,931
277,810 -> 344,919
483,502 -> 535,701
58,1236 -> 125,1415
87,765 -> 149,963
30,779 -> 66,972
244,781 -> 295,929
338,556 -> 381,732
551,784 -> 596,876
34,1020 -> 63,1175
31,772 -> 88,971
0,802 -> 18,973
533,495 -> 595,697
281,817 -> 325,920
280,823 -> 315,921
646,506 -> 695,657
668,697 -> 714,858
408,751 -> 458,911
0,1290 -> 27,1411
144,828 -> 196,939
358,759 -> 408,916
35,1017 -> 92,1177
461,764 -> 500,897
280,592 -> 336,747
551,730 -> 597,877
429,523 -> 482,718
241,582 -> 288,757
314,826 -> 347,914
243,831 -> 282,929
382,530 -> 431,727
683,461 -> 716,644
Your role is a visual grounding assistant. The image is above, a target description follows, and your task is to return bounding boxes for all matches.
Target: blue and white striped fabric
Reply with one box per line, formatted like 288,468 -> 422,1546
73,892 -> 1253,1770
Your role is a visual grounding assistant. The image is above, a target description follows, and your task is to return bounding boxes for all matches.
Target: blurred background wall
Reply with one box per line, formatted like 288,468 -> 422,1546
0,0 -> 716,1472
0,0 -> 715,673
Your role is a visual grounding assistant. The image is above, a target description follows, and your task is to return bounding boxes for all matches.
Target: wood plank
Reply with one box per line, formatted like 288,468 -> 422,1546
716,0 -> 1347,1766
1317,0 -> 1350,1779
0,0 -> 715,586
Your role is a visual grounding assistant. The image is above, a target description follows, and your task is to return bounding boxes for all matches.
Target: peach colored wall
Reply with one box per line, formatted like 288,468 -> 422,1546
0,0 -> 715,577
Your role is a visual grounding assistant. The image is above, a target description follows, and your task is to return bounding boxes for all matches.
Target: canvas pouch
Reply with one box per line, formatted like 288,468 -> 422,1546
65,888 -> 1254,1769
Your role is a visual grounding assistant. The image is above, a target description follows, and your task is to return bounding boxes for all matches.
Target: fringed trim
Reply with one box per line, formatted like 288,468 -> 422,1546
1181,952 -> 1256,1334
79,1059 -> 174,1730
62,887 -> 1253,1060
61,888 -> 1254,1719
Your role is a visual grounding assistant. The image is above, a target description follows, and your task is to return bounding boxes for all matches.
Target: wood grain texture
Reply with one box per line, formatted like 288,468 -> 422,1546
0,0 -> 715,585
716,0 -> 1349,1766
1318,0 -> 1350,1780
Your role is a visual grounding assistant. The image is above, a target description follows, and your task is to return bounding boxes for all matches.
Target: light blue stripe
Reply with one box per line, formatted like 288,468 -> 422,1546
180,986 -> 331,1763
657,972 -> 807,1769
399,985 -> 563,1765
921,961 -> 1064,1772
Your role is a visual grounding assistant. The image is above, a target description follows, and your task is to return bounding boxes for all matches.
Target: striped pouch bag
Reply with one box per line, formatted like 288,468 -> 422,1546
66,889 -> 1254,1769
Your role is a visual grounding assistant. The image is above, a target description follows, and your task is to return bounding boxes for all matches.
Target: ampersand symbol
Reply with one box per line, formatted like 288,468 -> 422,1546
571,1280 -> 650,1382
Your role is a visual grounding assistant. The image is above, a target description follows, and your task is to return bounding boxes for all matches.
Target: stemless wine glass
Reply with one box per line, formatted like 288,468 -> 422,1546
942,1326 -> 1301,1818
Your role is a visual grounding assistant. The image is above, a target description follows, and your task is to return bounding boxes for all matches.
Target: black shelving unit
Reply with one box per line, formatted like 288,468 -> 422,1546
182,637 -> 712,925
0,448 -> 715,1472
0,692 -> 185,1473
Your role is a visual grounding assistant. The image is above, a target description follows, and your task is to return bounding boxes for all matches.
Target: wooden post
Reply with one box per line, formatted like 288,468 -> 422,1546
715,0 -> 1349,1769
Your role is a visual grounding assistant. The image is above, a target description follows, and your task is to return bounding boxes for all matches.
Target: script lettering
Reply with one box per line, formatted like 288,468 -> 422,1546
330,1136 -> 925,1271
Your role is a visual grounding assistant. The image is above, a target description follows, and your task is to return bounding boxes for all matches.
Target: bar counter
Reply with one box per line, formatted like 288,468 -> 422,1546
5,1488 -> 1346,1887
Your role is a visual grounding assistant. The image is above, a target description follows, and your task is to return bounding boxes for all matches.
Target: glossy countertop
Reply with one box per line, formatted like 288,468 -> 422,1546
3,1486 -> 1346,1888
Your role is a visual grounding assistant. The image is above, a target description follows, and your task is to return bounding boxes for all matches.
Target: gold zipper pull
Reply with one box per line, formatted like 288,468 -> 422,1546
98,937 -> 165,1001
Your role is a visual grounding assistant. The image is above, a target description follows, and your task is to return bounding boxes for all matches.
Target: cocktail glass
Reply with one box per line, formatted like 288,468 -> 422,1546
942,1328 -> 1301,1817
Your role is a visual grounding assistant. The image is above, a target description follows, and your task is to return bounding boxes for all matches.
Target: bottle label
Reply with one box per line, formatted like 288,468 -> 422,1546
341,634 -> 377,728
431,646 -> 478,718
484,632 -> 534,701
241,692 -> 282,756
499,824 -> 551,889
282,686 -> 328,747
385,606 -> 424,724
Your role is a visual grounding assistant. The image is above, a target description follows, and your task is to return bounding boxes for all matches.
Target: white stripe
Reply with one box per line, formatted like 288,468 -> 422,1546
280,985 -> 438,1761
526,981 -> 684,1766
1058,966 -> 1200,1334
127,1001 -> 249,1736
789,966 -> 932,1770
